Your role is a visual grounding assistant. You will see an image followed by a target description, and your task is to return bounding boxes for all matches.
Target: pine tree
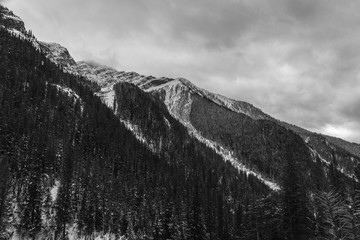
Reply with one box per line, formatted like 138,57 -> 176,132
0,154 -> 10,238
282,144 -> 312,240
55,150 -> 74,238
315,190 -> 350,239
188,184 -> 208,240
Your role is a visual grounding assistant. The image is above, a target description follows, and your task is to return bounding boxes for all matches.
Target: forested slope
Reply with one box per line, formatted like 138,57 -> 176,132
3,3 -> 360,239
0,26 -> 282,240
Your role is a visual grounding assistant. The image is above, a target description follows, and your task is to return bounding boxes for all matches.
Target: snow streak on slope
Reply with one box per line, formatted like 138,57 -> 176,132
95,86 -> 115,110
51,84 -> 84,114
0,7 -> 40,50
191,127 -> 281,191
146,79 -> 281,191
37,58 -> 281,190
119,119 -> 157,153
309,146 -> 357,181
52,84 -> 80,100
0,7 -> 25,32
308,147 -> 330,165
66,61 -> 268,121
3,27 -> 40,50
1,12 -> 22,22
100,88 -> 157,154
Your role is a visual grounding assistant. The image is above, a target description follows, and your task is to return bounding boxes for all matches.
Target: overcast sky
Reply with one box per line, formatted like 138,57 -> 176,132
3,0 -> 360,143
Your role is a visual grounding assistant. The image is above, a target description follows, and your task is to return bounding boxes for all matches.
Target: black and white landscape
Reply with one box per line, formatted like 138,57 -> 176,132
1,1 -> 360,240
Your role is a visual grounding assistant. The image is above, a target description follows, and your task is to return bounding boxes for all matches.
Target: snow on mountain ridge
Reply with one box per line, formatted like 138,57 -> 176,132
0,6 -> 25,32
37,41 -> 359,190
41,53 -> 267,121
0,5 -> 40,50
1,12 -> 22,24
37,40 -> 360,190
40,42 -> 76,67
36,45 -> 283,190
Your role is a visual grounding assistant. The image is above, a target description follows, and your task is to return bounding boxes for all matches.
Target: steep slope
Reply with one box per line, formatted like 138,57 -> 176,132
40,42 -> 76,67
0,5 -> 39,49
38,47 -> 360,183
3,4 -> 360,239
0,19 -> 279,240
57,60 -> 283,189
0,5 -> 25,32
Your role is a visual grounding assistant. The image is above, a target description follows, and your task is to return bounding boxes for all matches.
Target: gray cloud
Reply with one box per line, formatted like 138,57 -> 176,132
4,0 -> 360,143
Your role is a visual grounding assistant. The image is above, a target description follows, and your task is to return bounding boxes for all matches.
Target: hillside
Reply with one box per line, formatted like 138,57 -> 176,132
2,3 -> 360,240
0,6 -> 286,239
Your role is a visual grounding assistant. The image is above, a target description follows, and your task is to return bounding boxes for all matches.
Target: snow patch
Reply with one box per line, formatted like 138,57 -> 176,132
95,86 -> 115,110
308,147 -> 330,165
164,117 -> 171,129
188,123 -> 280,191
67,224 -> 123,240
145,78 -> 181,92
52,84 -> 80,101
1,13 -> 22,22
4,27 -> 40,50
120,119 -> 157,153
40,42 -> 76,67
51,84 -> 83,113
50,180 -> 60,202
44,53 -> 280,190
308,146 -> 357,181
153,83 -> 280,191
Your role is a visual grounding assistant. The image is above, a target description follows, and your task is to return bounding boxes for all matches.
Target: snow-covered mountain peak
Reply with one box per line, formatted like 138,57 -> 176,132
39,42 -> 76,67
38,41 -> 269,121
77,60 -> 116,70
0,5 -> 25,33
0,5 -> 41,50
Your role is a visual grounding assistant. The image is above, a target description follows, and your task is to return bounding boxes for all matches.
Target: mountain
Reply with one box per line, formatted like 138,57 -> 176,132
38,40 -> 360,183
0,5 -> 282,240
1,4 -> 360,240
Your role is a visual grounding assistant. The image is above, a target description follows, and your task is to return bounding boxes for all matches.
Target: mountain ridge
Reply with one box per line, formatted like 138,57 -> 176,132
2,4 -> 360,239
1,0 -> 359,197
38,41 -> 360,179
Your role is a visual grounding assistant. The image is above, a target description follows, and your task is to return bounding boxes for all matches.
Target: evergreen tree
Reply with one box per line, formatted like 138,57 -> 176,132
282,143 -> 312,240
0,154 -> 10,238
188,183 -> 208,240
315,190 -> 349,239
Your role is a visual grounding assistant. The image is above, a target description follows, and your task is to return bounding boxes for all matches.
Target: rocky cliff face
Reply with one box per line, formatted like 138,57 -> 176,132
40,42 -> 76,67
0,5 -> 40,49
0,5 -> 25,33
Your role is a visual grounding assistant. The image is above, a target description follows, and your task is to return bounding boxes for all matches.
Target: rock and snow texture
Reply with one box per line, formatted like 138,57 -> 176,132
38,41 -> 356,191
39,56 -> 281,190
52,84 -> 81,102
185,116 -> 281,191
0,6 -> 40,50
61,60 -> 269,121
143,79 -> 280,190
0,7 -> 25,32
0,7 -> 283,190
96,86 -> 115,109
40,42 -> 76,67
119,119 -> 157,153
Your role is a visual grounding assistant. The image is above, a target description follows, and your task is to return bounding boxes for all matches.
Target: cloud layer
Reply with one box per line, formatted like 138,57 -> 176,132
4,0 -> 360,143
